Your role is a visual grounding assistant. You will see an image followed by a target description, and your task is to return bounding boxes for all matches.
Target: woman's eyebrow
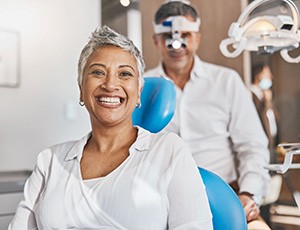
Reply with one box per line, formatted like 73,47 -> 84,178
89,63 -> 105,68
119,64 -> 136,73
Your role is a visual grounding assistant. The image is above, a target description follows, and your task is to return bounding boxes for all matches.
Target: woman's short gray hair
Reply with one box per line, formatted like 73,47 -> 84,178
78,26 -> 145,88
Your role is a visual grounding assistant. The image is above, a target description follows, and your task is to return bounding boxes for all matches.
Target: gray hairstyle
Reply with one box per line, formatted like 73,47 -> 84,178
154,1 -> 200,24
77,25 -> 145,88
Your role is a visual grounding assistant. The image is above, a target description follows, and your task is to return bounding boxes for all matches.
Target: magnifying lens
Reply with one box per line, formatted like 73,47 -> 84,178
166,31 -> 187,49
153,16 -> 200,50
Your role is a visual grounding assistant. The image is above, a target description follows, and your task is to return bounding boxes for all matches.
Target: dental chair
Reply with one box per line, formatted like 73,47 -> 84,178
132,77 -> 176,133
132,77 -> 247,230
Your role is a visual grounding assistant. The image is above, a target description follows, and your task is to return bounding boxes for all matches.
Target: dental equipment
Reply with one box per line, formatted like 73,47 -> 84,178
219,0 -> 300,63
153,15 -> 200,49
265,143 -> 300,174
265,142 -> 300,211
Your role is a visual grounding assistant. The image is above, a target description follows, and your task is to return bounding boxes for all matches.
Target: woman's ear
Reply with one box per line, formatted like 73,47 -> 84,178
137,87 -> 143,104
79,86 -> 83,102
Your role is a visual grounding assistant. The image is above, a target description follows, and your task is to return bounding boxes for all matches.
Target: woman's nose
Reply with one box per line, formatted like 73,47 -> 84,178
101,75 -> 118,91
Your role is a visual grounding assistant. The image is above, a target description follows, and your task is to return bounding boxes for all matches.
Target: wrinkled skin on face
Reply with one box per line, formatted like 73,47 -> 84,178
80,46 -> 141,129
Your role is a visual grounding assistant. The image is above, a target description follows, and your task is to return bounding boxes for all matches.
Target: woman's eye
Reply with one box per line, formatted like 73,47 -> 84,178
91,70 -> 105,76
120,71 -> 133,78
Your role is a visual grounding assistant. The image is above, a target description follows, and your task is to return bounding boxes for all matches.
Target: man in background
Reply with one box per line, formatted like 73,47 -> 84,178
144,0 -> 271,226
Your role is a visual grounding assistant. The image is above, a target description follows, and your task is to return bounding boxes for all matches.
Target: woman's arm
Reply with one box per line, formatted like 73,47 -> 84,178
167,145 -> 213,229
8,150 -> 49,230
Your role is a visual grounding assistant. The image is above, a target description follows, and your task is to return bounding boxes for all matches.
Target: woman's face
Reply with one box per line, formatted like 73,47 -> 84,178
80,45 -> 141,127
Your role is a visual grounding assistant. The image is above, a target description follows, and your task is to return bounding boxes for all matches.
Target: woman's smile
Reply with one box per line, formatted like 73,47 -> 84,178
95,95 -> 125,107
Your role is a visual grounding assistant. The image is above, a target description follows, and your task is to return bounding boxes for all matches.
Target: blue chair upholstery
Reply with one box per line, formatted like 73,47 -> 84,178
199,168 -> 247,229
133,77 -> 247,229
132,77 -> 176,133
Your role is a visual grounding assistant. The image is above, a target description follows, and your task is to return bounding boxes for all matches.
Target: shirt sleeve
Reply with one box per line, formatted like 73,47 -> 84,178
8,150 -> 50,230
228,72 -> 271,204
167,140 -> 213,230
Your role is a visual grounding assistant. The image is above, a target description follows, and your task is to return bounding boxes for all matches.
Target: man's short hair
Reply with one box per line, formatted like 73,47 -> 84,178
154,1 -> 200,24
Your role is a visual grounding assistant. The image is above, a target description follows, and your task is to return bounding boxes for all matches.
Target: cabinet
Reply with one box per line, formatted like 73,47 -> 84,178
0,193 -> 24,229
0,171 -> 31,230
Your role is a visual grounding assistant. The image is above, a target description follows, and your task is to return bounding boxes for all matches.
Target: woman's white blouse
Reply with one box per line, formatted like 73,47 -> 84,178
9,127 -> 212,230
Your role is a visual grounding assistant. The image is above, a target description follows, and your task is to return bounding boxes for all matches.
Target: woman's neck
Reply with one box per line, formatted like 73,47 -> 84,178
80,124 -> 138,179
88,124 -> 137,154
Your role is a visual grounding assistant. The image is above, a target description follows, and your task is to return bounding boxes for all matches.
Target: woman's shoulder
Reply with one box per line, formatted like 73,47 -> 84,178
152,130 -> 183,143
137,127 -> 185,151
147,130 -> 187,158
137,127 -> 183,145
35,134 -> 89,167
39,139 -> 78,156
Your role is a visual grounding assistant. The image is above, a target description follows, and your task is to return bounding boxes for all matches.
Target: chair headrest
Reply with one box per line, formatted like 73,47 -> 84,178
132,77 -> 176,133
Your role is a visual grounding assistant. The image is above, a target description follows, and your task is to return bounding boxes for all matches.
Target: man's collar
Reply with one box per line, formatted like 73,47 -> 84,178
191,55 -> 209,79
157,55 -> 209,81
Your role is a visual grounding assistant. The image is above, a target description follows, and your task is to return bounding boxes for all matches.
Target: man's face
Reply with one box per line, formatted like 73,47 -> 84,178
153,15 -> 201,72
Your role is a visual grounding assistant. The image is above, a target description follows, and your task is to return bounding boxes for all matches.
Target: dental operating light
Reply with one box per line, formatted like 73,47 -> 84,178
219,0 -> 300,63
153,16 -> 201,49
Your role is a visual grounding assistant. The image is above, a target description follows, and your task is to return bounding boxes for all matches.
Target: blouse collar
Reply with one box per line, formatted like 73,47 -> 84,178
64,127 -> 151,162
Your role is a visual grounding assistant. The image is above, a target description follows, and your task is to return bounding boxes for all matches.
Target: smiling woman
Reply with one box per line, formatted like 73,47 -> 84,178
8,26 -> 213,229
80,46 -> 141,130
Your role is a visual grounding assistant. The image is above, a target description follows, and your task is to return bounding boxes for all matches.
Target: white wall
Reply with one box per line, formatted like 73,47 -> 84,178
0,0 -> 101,171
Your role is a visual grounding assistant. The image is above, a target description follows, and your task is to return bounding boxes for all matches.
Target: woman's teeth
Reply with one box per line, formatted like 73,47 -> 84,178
97,97 -> 121,104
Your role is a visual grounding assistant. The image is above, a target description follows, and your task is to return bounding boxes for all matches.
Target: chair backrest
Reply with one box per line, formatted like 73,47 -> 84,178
133,77 -> 247,229
199,168 -> 247,229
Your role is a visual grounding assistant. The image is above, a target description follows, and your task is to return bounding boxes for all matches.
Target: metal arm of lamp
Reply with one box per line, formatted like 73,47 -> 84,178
265,143 -> 300,174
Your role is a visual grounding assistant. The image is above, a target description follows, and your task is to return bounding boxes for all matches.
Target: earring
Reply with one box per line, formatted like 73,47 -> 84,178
136,102 -> 142,108
79,101 -> 85,106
